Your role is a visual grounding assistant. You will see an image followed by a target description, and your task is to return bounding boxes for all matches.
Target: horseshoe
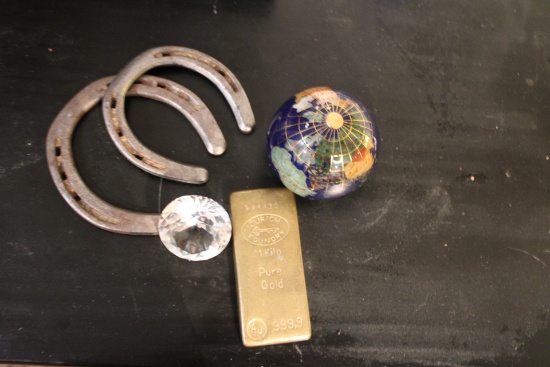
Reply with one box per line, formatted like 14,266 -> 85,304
102,46 -> 255,182
46,76 -> 223,235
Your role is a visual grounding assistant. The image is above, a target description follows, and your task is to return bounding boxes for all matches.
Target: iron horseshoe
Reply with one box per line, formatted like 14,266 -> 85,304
102,46 -> 255,182
46,76 -> 224,235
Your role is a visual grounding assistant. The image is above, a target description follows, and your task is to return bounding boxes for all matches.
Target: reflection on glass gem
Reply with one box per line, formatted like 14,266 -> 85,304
158,195 -> 232,261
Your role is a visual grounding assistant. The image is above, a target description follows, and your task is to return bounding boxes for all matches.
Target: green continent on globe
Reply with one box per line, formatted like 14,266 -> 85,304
271,146 -> 315,197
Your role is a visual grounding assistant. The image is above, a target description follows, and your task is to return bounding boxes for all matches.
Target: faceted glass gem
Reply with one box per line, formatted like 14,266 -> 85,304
267,87 -> 380,200
158,195 -> 232,261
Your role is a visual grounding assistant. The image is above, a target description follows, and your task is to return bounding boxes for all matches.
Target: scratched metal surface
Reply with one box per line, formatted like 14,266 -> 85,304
0,1 -> 549,366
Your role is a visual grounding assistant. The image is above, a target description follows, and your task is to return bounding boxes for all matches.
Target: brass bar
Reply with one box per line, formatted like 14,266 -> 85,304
230,188 -> 311,347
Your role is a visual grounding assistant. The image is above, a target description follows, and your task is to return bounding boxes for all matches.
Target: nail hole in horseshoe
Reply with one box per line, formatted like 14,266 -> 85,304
54,138 -> 62,156
176,92 -> 191,103
110,97 -> 117,109
154,52 -> 173,58
215,68 -> 238,93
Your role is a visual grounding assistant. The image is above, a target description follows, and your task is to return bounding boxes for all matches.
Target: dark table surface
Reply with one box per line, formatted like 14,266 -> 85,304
1,1 -> 549,366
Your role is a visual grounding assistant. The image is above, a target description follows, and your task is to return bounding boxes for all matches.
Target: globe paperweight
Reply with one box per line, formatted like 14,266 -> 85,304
267,87 -> 379,200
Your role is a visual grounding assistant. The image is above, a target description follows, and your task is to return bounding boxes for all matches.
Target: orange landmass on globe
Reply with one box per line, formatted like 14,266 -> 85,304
344,139 -> 375,179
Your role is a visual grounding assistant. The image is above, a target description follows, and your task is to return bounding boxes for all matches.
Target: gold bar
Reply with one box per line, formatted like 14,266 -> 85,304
230,188 -> 311,347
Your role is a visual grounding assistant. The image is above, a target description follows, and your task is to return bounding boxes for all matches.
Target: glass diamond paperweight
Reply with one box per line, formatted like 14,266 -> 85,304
267,87 -> 380,200
158,195 -> 232,261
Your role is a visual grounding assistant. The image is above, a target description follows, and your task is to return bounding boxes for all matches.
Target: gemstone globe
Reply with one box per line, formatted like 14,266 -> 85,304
267,87 -> 379,200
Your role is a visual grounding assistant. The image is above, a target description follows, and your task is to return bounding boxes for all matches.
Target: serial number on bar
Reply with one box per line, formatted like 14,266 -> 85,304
244,201 -> 280,212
